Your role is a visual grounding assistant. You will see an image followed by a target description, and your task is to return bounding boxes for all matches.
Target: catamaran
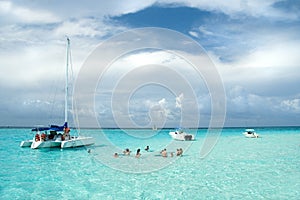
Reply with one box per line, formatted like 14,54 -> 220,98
20,38 -> 94,149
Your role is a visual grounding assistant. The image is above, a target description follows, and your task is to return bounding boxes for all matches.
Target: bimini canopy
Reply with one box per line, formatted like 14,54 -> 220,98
32,122 -> 68,132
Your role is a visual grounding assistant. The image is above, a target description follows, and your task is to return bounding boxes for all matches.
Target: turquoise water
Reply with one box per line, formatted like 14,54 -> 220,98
1,127 -> 300,199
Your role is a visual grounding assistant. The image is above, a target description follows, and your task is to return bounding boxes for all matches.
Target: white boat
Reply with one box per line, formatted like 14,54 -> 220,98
169,128 -> 195,141
152,125 -> 157,131
61,136 -> 95,148
20,38 -> 94,149
243,129 -> 259,138
20,140 -> 33,147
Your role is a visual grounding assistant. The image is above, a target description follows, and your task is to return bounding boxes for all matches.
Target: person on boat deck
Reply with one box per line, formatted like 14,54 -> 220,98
35,133 -> 40,142
135,149 -> 141,158
145,145 -> 149,151
63,127 -> 71,140
123,148 -> 131,156
41,133 -> 47,141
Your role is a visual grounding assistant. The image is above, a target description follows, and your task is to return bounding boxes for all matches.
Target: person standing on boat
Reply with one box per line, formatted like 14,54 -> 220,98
63,127 -> 71,140
41,133 -> 47,141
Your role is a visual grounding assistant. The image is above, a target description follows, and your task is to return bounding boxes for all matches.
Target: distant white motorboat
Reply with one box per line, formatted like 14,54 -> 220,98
152,124 -> 157,131
169,128 -> 195,141
20,38 -> 94,149
243,129 -> 259,138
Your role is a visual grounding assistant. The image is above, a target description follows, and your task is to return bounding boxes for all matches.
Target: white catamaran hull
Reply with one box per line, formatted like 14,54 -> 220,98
29,137 -> 94,149
61,137 -> 94,148
31,140 -> 61,149
20,140 -> 33,147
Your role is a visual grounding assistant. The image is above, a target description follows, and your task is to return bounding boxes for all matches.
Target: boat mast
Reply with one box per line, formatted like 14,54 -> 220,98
65,37 -> 70,125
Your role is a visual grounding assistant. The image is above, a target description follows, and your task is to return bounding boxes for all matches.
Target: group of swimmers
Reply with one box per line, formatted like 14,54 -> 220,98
160,148 -> 183,157
113,148 -> 138,158
113,146 -> 183,158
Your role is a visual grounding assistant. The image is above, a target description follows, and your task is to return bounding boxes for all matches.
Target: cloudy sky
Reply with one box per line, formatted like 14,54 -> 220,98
0,0 -> 299,128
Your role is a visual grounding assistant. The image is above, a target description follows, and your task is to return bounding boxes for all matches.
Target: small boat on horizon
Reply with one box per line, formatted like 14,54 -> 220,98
152,124 -> 157,131
243,128 -> 259,138
169,128 -> 195,141
20,37 -> 94,149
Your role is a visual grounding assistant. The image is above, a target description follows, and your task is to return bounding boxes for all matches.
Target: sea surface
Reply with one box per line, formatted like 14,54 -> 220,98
0,127 -> 300,199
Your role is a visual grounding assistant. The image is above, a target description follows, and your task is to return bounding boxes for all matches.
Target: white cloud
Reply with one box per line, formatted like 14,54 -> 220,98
280,99 -> 300,113
54,19 -> 101,38
0,43 -> 66,87
145,98 -> 170,117
226,85 -> 300,123
158,0 -> 298,19
107,0 -> 156,16
0,1 -> 59,24
54,18 -> 127,39
198,26 -> 214,36
158,98 -> 166,106
188,31 -> 199,38
226,85 -> 272,117
175,93 -> 184,108
213,39 -> 300,89
233,41 -> 300,69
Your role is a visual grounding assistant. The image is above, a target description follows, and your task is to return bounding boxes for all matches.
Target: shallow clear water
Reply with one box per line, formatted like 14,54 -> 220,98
0,127 -> 300,199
